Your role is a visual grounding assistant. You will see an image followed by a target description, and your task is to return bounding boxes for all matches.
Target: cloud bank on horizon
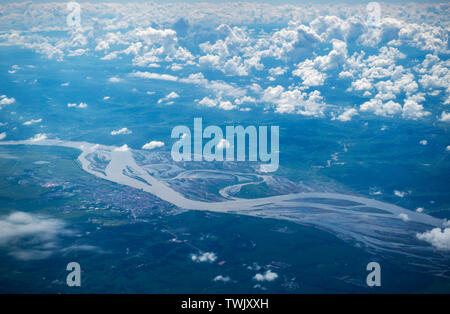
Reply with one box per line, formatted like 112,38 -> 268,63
0,1 -> 448,122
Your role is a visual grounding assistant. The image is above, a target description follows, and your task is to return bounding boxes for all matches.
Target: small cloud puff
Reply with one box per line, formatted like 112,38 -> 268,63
213,275 -> 231,282
108,76 -> 122,83
253,270 -> 278,282
439,111 -> 450,122
142,141 -> 164,150
0,95 -> 15,107
191,252 -> 217,263
335,108 -> 358,122
111,127 -> 132,136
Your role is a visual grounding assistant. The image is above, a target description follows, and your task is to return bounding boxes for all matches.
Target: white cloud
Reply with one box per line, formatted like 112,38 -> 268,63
218,100 -> 236,111
402,93 -> 430,120
213,275 -> 231,283
293,59 -> 326,87
67,102 -> 87,109
129,71 -> 178,81
23,118 -> 42,125
111,127 -> 132,136
439,111 -> 450,122
351,78 -> 373,92
0,95 -> 15,107
398,213 -> 409,222
394,190 -> 407,198
416,207 -> 424,213
198,97 -> 217,108
158,92 -> 180,104
253,270 -> 278,282
419,140 -> 427,146
108,76 -> 122,83
191,252 -> 217,263
265,23 -> 321,61
335,108 -> 358,122
166,92 -> 179,99
0,132 -> 6,140
114,144 -> 130,152
142,141 -> 164,150
417,228 -> 450,251
29,133 -> 47,142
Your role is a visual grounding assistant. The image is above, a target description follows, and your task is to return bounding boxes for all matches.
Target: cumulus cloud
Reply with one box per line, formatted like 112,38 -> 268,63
158,91 -> 180,104
0,132 -> 6,140
402,93 -> 430,120
180,72 -> 245,98
269,67 -> 287,76
218,100 -> 236,111
253,270 -> 278,282
198,24 -> 262,76
417,228 -> 450,251
191,252 -> 217,263
398,213 -> 409,222
360,99 -> 402,117
439,112 -> 450,122
265,23 -> 321,61
67,102 -> 87,109
108,76 -> 122,83
0,2 -> 448,123
334,108 -> 358,122
198,97 -> 218,108
129,71 -> 178,81
111,127 -> 132,136
142,141 -> 164,150
394,190 -> 407,198
262,85 -> 326,116
216,139 -> 230,150
0,95 -> 15,108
